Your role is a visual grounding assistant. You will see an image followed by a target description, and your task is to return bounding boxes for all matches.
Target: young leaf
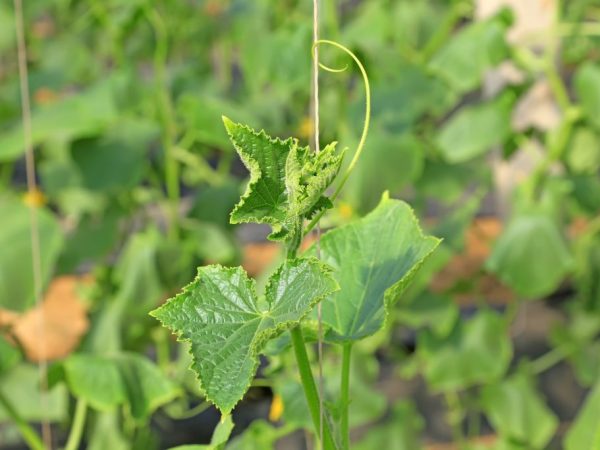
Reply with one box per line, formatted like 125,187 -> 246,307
286,141 -> 342,219
150,258 -> 338,414
223,116 -> 293,227
222,117 -> 343,242
564,381 -> 600,450
310,193 -> 440,341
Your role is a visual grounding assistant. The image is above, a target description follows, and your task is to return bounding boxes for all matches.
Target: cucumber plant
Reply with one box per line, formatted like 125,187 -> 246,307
151,42 -> 440,450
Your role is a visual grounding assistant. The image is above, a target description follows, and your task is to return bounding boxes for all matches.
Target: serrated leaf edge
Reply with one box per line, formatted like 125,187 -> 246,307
150,258 -> 339,413
316,193 -> 441,342
222,116 -> 297,226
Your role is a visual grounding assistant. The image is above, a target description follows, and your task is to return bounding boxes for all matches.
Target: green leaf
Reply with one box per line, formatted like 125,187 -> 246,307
169,415 -> 234,450
311,194 -> 440,341
346,131 -> 425,212
551,308 -> 600,386
224,117 -> 295,227
63,353 -> 179,420
0,79 -> 119,162
486,214 -> 573,299
70,119 -> 158,193
396,293 -> 459,337
0,336 -> 20,375
222,117 -> 343,241
87,412 -> 129,450
355,401 -> 424,450
114,353 -> 180,420
574,63 -> 600,129
418,309 -> 512,391
564,381 -> 600,450
429,16 -> 509,94
481,373 -> 558,449
57,211 -> 120,273
286,141 -> 343,219
565,127 -> 600,174
435,94 -> 513,164
0,363 -> 67,422
225,420 -> 285,450
0,198 -> 63,311
64,354 -> 125,410
151,258 -> 338,413
185,221 -> 236,265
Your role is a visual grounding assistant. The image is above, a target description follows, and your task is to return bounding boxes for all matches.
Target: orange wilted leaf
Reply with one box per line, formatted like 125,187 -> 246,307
204,0 -> 225,16
3,276 -> 90,362
33,87 -> 58,105
242,243 -> 281,277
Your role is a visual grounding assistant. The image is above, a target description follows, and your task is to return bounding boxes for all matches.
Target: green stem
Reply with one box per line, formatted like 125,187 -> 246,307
544,59 -> 571,112
445,391 -> 465,448
421,2 -> 469,62
0,390 -> 45,450
340,343 -> 352,450
290,326 -> 338,450
64,398 -> 87,450
531,346 -> 571,374
146,6 -> 180,240
166,401 -> 210,420
527,108 -> 578,201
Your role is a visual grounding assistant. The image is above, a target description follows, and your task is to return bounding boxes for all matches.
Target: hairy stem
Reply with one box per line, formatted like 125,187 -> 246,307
290,326 -> 338,450
0,390 -> 45,450
65,398 -> 87,450
340,343 -> 352,450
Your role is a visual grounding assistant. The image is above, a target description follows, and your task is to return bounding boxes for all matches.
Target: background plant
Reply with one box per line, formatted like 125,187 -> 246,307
1,0 -> 600,449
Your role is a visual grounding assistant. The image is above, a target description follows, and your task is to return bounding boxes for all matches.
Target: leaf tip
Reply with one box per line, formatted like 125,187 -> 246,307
222,115 -> 235,132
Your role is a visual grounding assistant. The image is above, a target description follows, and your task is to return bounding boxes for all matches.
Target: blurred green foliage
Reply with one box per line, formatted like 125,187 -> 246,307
1,0 -> 600,448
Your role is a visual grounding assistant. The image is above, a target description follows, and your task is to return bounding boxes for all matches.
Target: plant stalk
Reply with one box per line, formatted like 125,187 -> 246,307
445,391 -> 466,448
0,390 -> 45,450
531,345 -> 571,374
340,342 -> 352,450
290,326 -> 337,450
146,6 -> 180,240
64,398 -> 87,450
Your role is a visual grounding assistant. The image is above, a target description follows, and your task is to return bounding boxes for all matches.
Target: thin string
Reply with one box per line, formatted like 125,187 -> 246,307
305,40 -> 371,237
13,0 -> 52,448
311,0 -> 324,449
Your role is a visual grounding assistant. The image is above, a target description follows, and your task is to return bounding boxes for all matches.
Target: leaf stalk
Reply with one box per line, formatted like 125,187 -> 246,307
340,342 -> 352,450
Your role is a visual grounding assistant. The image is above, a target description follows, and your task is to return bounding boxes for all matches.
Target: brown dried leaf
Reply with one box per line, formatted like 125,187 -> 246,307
242,242 -> 281,277
2,276 -> 90,362
432,218 -> 514,305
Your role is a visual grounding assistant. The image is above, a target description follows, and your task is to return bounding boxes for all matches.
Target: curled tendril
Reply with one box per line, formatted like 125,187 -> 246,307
318,62 -> 348,73
305,39 -> 371,235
